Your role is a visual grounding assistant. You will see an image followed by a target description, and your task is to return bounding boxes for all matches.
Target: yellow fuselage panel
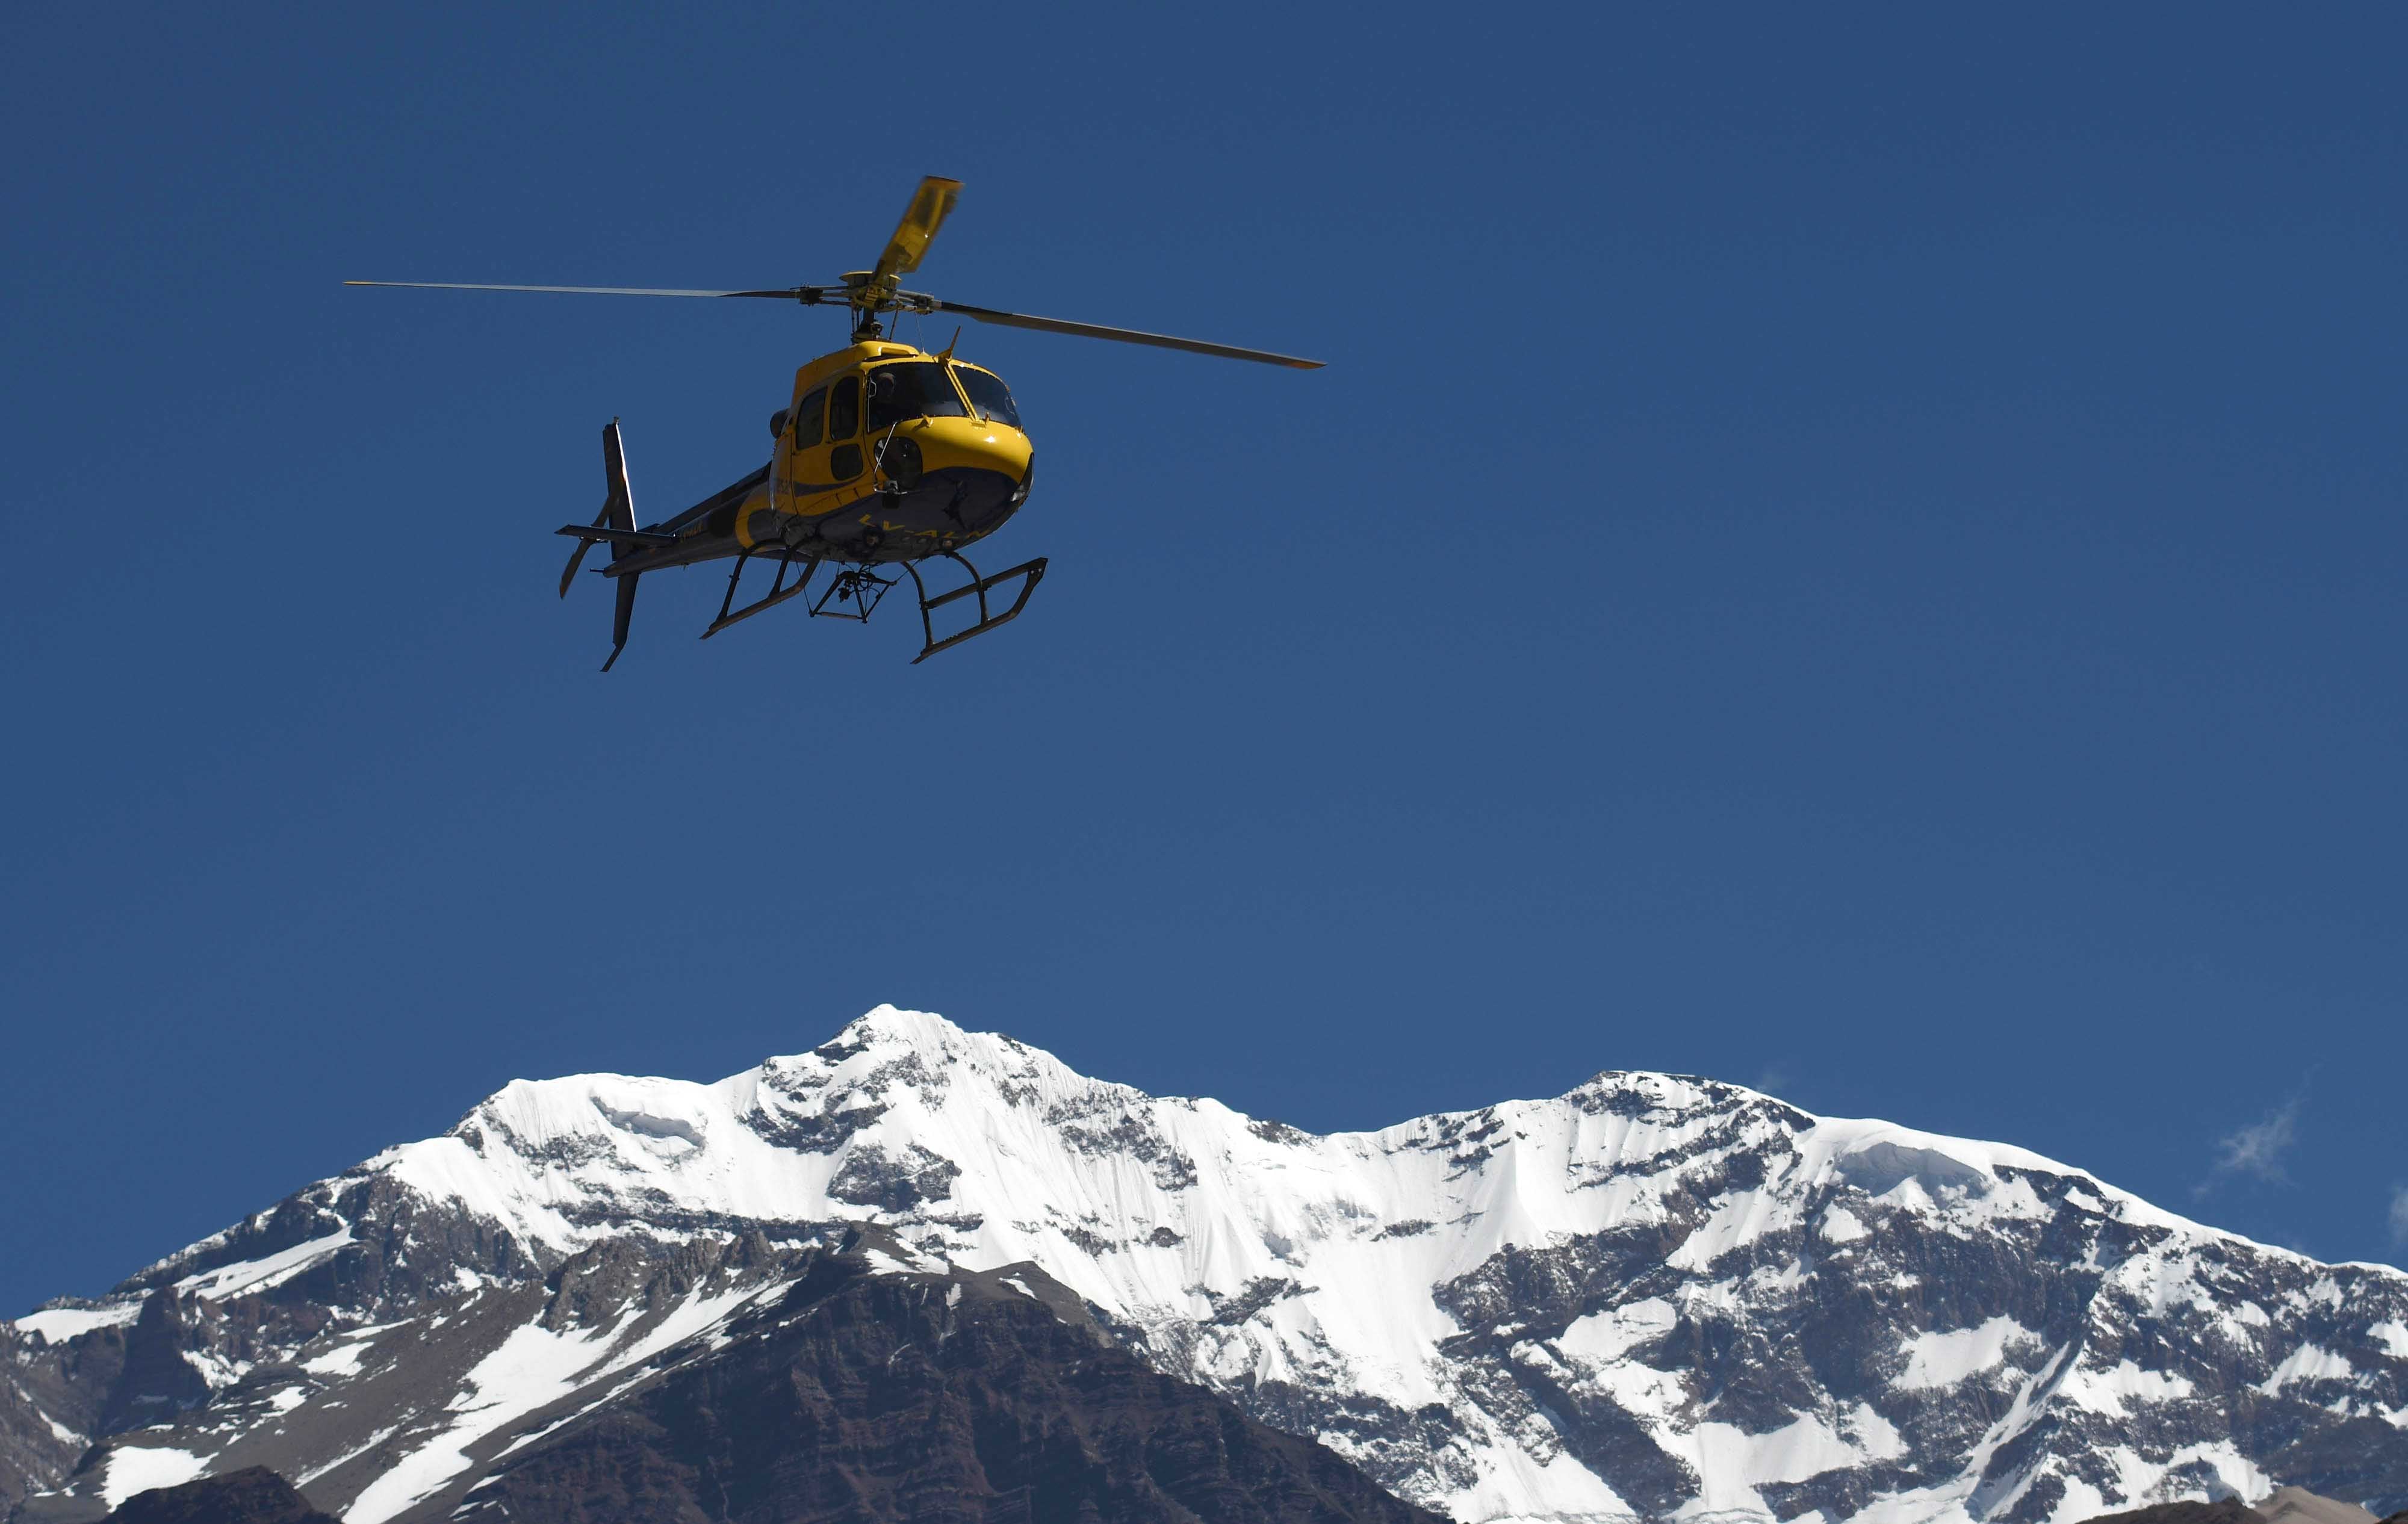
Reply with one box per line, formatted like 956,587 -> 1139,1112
733,343 -> 1032,549
793,340 -> 913,395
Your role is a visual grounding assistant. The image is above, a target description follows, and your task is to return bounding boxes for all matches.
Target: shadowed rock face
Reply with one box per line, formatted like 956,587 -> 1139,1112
101,1468 -> 337,1524
2079,1490 -> 2389,1524
454,1248 -> 1450,1524
2254,1488 -> 2380,1524
9,1231 -> 1447,1524
2079,1501 -> 2265,1524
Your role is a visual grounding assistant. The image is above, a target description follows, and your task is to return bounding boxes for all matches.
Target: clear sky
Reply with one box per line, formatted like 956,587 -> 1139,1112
3,4 -> 2403,1316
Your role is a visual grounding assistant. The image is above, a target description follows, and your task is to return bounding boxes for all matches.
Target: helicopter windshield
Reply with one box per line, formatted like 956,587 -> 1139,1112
953,367 -> 1021,429
864,362 -> 969,431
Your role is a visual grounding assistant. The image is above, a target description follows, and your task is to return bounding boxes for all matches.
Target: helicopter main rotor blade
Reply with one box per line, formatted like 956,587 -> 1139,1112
869,176 -> 963,288
344,280 -> 830,300
932,300 -> 1324,369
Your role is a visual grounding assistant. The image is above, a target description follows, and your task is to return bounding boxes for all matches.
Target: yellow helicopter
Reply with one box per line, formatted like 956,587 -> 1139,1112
349,177 -> 1323,668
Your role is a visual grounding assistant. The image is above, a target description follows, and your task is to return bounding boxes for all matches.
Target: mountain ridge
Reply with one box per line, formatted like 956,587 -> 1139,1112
9,1007 -> 2407,1524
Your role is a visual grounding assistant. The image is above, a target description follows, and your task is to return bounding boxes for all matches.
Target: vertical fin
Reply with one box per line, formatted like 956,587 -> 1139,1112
599,420 -> 640,671
602,574 -> 639,672
603,419 -> 636,533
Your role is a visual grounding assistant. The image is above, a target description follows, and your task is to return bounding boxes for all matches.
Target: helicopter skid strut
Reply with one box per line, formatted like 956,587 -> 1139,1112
701,547 -> 821,640
901,550 -> 1048,664
697,544 -> 1046,662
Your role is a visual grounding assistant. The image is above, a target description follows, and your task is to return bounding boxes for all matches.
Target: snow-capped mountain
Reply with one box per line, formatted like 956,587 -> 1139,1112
7,1008 -> 2406,1524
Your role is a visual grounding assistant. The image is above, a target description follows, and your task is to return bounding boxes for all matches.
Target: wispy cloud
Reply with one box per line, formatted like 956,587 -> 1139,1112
2196,1091 -> 2306,1196
2389,1186 -> 2408,1246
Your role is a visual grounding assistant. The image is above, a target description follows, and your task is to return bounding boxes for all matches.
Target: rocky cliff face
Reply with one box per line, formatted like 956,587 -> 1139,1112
98,1467 -> 338,1524
11,1226 -> 1443,1524
8,1008 -> 2406,1524
450,1238 -> 1449,1524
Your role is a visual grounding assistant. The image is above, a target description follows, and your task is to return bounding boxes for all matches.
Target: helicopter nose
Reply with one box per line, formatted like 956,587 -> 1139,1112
853,417 -> 1033,554
911,415 -> 1032,485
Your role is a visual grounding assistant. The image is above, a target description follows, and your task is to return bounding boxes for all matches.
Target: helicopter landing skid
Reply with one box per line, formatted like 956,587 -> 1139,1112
697,548 -> 1044,661
901,551 -> 1049,664
701,548 -> 821,640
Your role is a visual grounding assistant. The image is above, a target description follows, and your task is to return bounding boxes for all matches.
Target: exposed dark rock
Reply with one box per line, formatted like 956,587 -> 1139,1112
448,1250 -> 1451,1524
2261,1421 -> 2408,1514
2254,1485 -> 2386,1524
101,1468 -> 336,1524
1044,1095 -> 1200,1191
830,1143 -> 961,1212
115,1172 -> 541,1310
742,1097 -> 889,1154
95,1296 -> 210,1436
2077,1501 -> 2264,1524
1205,1277 -> 1311,1327
1,1312 -> 130,1513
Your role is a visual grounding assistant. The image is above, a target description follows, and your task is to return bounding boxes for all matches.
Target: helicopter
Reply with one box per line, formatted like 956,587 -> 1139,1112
349,176 -> 1323,669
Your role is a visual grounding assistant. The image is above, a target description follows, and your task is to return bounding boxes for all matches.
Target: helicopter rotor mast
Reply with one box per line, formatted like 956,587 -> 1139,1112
849,175 -> 962,339
346,174 -> 1324,370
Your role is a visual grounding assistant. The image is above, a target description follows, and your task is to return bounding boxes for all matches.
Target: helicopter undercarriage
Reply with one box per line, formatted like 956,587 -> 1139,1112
674,459 -> 1040,664
696,544 -> 1047,664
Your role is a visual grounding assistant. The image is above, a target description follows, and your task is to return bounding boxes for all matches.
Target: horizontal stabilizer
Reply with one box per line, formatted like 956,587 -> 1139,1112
556,524 -> 680,548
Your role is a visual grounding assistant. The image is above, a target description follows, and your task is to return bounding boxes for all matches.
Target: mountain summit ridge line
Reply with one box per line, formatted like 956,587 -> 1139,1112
9,1006 -> 2407,1524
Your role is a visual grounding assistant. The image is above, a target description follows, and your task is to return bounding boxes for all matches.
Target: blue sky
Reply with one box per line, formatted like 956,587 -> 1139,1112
2,4 -> 2403,1315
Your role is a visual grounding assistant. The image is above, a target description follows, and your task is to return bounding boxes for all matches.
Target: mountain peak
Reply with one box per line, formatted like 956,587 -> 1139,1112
825,1002 -> 972,1050
13,1008 -> 2407,1524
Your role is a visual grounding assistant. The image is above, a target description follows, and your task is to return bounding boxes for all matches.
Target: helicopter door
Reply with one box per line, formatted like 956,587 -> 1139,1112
825,374 -> 864,482
790,385 -> 826,452
784,384 -> 826,488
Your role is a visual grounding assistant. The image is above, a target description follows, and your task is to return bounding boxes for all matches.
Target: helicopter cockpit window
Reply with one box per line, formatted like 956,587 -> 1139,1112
792,386 -> 826,447
952,367 -> 1020,429
864,362 -> 970,432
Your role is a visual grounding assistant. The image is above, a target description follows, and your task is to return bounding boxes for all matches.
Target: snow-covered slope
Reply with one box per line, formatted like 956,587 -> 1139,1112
10,1008 -> 2407,1524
